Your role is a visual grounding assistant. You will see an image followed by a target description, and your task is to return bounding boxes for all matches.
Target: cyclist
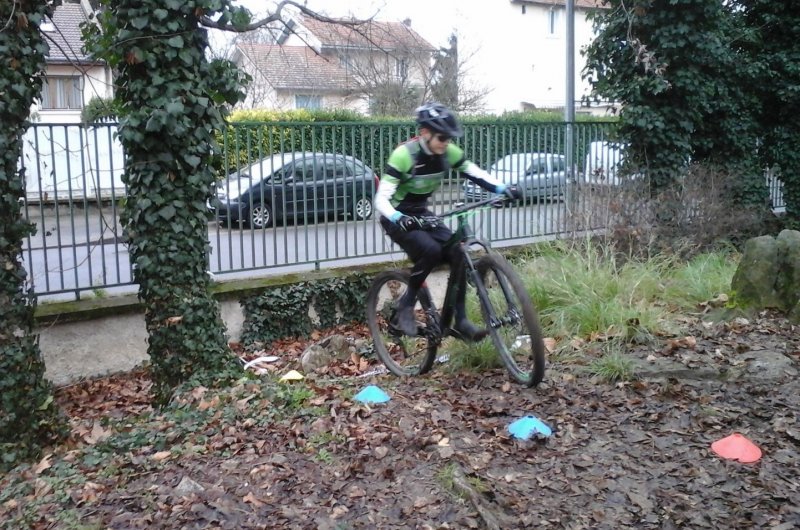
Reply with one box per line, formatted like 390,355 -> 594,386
374,102 -> 522,339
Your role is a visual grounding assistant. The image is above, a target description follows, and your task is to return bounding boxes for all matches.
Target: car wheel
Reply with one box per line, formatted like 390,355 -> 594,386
353,197 -> 373,220
249,202 -> 273,229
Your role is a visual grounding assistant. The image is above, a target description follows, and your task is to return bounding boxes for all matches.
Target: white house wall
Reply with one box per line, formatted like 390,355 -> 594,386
241,65 -> 282,109
446,3 -> 598,113
23,59 -> 121,201
269,37 -> 430,112
342,49 -> 429,89
21,123 -> 126,202
32,64 -> 113,124
272,91 -> 368,114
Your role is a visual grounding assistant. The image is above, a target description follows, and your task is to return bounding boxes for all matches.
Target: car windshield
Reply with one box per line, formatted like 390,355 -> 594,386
228,153 -> 316,185
492,154 -> 535,172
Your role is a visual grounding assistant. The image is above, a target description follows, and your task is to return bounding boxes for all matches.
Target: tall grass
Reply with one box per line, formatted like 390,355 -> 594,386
442,239 -> 738,375
663,250 -> 737,309
512,239 -> 738,342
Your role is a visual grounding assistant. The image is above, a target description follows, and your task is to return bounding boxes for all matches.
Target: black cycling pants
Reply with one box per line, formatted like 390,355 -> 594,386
380,215 -> 461,292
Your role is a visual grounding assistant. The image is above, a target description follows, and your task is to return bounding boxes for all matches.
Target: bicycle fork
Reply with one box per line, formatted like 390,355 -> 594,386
466,255 -> 519,329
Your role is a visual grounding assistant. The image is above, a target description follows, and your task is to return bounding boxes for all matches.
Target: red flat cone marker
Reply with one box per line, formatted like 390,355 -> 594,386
711,433 -> 762,463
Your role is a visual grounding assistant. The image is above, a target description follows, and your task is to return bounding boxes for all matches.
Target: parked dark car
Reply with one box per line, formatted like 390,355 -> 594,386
214,152 -> 375,229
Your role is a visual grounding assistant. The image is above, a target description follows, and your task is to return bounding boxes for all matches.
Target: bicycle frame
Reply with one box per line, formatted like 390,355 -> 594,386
433,197 -> 507,337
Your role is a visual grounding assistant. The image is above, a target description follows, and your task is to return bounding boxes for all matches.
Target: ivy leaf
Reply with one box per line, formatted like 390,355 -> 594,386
166,101 -> 184,114
16,13 -> 29,29
184,154 -> 202,167
167,36 -> 184,48
145,114 -> 163,132
37,395 -> 54,411
158,205 -> 177,220
125,49 -> 143,65
179,48 -> 196,66
131,17 -> 148,29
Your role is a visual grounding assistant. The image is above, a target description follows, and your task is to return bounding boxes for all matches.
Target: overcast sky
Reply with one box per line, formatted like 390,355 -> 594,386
233,0 -> 466,48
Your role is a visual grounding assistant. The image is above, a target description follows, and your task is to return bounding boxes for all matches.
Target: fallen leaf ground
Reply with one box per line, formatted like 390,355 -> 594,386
2,315 -> 800,529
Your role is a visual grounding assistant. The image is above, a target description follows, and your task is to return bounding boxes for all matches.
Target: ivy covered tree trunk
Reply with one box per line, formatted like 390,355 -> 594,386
86,0 -> 248,404
0,0 -> 67,471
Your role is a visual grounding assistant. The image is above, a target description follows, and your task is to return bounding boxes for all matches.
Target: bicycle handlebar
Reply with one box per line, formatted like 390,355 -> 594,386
447,195 -> 514,217
414,195 -> 515,230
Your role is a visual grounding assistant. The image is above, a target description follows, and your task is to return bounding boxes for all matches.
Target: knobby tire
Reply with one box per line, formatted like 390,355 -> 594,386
475,253 -> 546,386
366,270 -> 438,377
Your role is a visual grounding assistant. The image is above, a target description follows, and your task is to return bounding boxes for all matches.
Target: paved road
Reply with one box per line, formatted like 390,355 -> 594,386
23,201 -> 571,301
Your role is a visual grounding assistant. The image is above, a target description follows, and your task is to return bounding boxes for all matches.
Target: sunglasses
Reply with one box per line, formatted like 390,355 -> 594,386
434,134 -> 452,143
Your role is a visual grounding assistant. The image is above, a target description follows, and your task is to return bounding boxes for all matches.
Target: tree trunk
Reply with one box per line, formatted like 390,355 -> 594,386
90,0 -> 246,404
0,0 -> 66,471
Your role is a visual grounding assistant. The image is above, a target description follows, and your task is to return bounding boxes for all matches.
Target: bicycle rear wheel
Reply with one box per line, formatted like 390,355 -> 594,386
365,270 -> 439,377
474,253 -> 546,386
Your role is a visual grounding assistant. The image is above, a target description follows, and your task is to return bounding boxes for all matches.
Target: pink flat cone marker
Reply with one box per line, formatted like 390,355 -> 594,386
711,433 -> 762,463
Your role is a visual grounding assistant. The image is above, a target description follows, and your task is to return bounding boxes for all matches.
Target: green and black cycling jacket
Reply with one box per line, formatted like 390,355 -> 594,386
374,138 -> 506,221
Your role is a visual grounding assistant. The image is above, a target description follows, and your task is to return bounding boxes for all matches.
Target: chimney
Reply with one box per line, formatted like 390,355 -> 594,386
402,18 -> 412,27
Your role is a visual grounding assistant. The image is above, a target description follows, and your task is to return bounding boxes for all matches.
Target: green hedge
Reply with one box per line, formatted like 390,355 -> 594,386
213,109 -> 618,178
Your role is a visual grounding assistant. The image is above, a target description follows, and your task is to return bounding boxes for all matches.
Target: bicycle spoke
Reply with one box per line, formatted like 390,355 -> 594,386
477,254 -> 546,386
366,272 -> 438,377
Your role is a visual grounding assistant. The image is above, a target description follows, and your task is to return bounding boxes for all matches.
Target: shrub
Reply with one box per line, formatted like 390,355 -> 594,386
81,96 -> 118,123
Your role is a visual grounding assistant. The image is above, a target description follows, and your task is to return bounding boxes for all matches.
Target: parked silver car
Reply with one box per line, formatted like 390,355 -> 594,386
463,152 -> 567,201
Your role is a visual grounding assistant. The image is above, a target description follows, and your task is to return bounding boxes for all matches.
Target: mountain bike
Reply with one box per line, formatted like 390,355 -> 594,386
365,196 -> 546,387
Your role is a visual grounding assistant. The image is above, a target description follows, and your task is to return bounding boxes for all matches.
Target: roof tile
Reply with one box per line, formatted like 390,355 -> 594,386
298,16 -> 434,52
44,3 -> 98,65
238,44 -> 353,92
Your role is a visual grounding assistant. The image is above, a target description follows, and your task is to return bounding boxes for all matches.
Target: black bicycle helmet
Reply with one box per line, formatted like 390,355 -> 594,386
415,102 -> 463,137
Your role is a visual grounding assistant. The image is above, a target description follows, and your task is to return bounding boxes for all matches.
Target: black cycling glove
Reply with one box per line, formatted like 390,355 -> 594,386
503,185 -> 523,201
396,215 -> 419,232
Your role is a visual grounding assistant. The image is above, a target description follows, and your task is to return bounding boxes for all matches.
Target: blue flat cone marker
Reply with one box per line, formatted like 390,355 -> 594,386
354,385 -> 390,404
508,416 -> 552,439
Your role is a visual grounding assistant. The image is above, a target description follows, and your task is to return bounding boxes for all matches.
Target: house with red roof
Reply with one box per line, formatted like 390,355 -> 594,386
232,15 -> 435,113
233,1 -> 610,115
33,0 -> 113,123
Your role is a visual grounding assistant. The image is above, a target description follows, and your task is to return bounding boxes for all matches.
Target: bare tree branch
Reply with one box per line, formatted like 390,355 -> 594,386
200,0 -> 370,33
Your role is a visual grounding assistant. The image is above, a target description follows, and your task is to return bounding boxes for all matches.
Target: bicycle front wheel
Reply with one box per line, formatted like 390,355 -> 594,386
475,253 -> 546,387
365,270 -> 438,377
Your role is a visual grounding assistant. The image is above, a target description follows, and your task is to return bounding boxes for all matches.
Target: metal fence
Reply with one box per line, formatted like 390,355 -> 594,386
19,121 -> 785,301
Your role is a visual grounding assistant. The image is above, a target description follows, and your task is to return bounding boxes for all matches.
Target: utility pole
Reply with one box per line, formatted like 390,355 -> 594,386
565,0 -> 576,213
566,0 -> 575,124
